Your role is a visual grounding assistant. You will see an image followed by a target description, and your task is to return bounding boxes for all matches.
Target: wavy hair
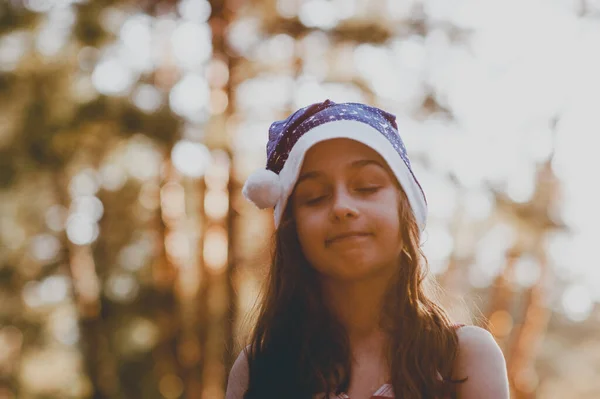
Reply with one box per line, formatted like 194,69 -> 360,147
242,188 -> 465,399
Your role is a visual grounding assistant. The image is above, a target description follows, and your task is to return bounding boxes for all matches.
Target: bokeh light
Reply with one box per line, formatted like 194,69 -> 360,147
3,1 -> 600,398
92,58 -> 136,96
66,214 -> 99,246
169,74 -> 211,122
172,140 -> 211,178
562,284 -> 593,322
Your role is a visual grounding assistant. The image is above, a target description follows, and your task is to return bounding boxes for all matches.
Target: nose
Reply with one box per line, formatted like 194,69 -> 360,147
330,187 -> 359,221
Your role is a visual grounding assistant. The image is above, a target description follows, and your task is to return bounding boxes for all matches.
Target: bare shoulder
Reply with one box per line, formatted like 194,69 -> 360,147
225,347 -> 250,399
453,326 -> 510,399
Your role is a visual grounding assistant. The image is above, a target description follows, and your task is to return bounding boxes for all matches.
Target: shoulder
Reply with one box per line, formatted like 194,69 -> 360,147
225,347 -> 250,399
452,325 -> 509,399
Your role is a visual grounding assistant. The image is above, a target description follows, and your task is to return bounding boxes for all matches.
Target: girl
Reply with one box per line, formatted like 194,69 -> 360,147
226,100 -> 509,399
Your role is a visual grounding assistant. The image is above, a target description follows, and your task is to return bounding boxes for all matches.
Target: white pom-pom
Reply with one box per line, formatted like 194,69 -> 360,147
242,169 -> 282,209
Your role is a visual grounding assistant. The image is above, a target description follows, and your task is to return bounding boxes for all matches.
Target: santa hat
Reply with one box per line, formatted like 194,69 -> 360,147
242,99 -> 428,231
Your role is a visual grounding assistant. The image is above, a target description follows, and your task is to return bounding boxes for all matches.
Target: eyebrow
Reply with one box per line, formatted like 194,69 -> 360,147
295,159 -> 386,186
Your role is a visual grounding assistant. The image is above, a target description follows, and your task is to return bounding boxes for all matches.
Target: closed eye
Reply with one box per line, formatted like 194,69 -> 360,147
305,195 -> 327,205
356,186 -> 381,193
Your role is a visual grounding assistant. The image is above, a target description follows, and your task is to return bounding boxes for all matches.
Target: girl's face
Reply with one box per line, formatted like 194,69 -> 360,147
291,138 -> 403,282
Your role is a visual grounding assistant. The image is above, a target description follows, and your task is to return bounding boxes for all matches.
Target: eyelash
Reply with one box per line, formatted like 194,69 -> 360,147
305,196 -> 326,206
356,186 -> 380,193
303,186 -> 381,205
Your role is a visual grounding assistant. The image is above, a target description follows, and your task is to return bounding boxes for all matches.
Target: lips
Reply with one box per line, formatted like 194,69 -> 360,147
325,232 -> 371,245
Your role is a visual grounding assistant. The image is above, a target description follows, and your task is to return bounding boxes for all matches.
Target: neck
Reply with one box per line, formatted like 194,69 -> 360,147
320,273 -> 392,345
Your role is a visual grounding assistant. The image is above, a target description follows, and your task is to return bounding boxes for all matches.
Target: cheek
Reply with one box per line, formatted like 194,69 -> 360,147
375,215 -> 401,249
293,210 -> 326,258
369,199 -> 403,252
372,193 -> 401,227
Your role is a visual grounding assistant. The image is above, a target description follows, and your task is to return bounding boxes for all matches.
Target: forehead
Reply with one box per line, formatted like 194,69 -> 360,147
300,138 -> 385,171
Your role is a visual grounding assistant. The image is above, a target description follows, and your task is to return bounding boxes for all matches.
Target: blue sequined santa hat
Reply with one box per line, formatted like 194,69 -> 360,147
242,99 -> 428,231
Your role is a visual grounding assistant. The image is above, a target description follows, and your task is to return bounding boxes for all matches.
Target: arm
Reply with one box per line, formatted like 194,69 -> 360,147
453,326 -> 510,399
225,349 -> 250,399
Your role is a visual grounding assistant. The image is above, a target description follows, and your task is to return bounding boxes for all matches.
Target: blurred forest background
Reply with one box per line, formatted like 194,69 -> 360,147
1,0 -> 600,398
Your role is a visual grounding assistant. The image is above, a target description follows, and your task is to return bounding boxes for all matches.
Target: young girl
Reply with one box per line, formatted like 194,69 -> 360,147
226,100 -> 509,399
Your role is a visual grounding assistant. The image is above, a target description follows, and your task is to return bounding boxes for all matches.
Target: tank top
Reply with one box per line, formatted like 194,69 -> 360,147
322,324 -> 466,399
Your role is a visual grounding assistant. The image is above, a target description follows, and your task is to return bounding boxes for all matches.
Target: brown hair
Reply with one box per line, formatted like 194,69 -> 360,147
242,189 -> 465,399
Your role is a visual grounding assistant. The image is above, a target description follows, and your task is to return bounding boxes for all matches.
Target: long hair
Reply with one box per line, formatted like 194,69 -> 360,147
243,188 -> 465,399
